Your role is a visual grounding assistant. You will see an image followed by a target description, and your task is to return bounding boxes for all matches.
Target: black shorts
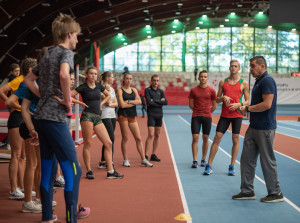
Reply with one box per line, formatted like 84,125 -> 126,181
191,116 -> 212,135
19,118 -> 36,140
147,116 -> 162,127
216,116 -> 243,134
19,122 -> 30,140
7,110 -> 23,129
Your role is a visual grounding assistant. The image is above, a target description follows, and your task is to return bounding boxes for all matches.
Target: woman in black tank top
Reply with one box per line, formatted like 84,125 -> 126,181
117,73 -> 153,167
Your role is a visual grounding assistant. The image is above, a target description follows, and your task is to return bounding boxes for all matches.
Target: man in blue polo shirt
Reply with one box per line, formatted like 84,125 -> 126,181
232,56 -> 284,203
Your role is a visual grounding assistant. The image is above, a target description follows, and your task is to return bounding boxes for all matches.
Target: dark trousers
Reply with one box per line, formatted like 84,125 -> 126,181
36,120 -> 82,223
101,118 -> 116,161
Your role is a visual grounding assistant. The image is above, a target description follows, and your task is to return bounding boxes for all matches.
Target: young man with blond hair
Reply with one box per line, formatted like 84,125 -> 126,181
24,13 -> 87,223
204,60 -> 249,176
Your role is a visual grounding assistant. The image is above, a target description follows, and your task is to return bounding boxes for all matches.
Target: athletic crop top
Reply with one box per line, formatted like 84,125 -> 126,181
117,88 -> 137,117
221,77 -> 244,118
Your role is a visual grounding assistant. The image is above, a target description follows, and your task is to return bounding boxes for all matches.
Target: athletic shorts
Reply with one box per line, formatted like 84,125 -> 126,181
66,116 -> 72,130
118,115 -> 137,123
191,116 -> 212,135
7,110 -> 23,129
19,122 -> 30,140
147,115 -> 162,127
216,116 -> 243,134
80,111 -> 102,126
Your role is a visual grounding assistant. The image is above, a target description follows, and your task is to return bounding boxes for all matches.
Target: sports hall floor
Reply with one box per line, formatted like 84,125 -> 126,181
0,104 -> 299,223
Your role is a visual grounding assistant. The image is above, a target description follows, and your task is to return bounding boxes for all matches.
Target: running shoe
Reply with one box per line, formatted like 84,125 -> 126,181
203,164 -> 213,175
150,154 -> 161,162
232,191 -> 256,200
107,171 -> 124,179
191,161 -> 198,168
86,171 -> 94,179
98,162 -> 107,169
54,180 -> 65,189
141,159 -> 154,167
260,193 -> 284,203
200,160 -> 206,167
228,164 -> 235,176
19,188 -> 36,197
145,155 -> 149,160
56,175 -> 65,185
35,198 -> 57,207
123,159 -> 131,167
22,200 -> 42,213
9,189 -> 24,200
77,204 -> 90,219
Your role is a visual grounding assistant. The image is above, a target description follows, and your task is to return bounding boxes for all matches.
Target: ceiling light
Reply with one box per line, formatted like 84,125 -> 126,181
146,30 -> 151,33
206,7 -> 212,10
244,24 -> 248,27
171,30 -> 176,33
173,25 -> 177,28
110,19 -> 115,22
121,38 -> 125,41
199,21 -> 203,24
19,42 -> 27,45
220,25 -> 224,27
124,42 -> 128,45
292,28 -> 296,31
174,19 -> 179,23
84,39 -> 90,42
203,15 -> 207,18
268,25 -> 272,28
114,27 -> 119,30
231,12 -> 235,15
118,33 -> 122,36
143,9 -> 149,13
147,36 -> 151,38
237,4 -> 243,7
175,11 -> 181,15
146,25 -> 151,28
196,27 -> 200,30
178,2 -> 183,7
259,11 -> 263,14
142,0 -> 148,2
145,18 -> 150,21
225,19 -> 229,22
0,34 -> 8,37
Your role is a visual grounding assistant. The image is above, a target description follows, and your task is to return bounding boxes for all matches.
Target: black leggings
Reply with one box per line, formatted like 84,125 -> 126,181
101,118 -> 117,161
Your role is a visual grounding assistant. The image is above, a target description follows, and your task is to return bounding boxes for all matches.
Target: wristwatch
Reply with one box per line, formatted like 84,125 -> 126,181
128,100 -> 130,104
246,105 -> 249,112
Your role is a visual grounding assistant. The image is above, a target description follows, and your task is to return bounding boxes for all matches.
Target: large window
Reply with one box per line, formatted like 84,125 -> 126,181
162,33 -> 184,72
103,27 -> 299,74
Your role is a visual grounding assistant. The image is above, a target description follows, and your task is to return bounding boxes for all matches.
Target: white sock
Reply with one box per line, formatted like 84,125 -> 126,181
108,170 -> 114,174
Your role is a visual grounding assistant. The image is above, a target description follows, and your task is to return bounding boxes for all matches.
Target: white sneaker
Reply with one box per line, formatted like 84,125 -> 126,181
18,188 -> 36,197
22,200 -> 42,213
56,175 -> 65,185
141,159 -> 154,167
35,198 -> 57,207
123,159 -> 131,167
9,189 -> 24,200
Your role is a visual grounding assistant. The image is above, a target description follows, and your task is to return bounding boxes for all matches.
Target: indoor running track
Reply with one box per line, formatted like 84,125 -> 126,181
164,114 -> 300,223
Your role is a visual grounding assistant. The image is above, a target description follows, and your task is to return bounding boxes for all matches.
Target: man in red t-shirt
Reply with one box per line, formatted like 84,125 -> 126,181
189,70 -> 217,168
203,60 -> 250,176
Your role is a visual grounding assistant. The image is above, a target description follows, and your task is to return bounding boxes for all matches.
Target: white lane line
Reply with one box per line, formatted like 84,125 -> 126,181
163,117 -> 192,223
278,121 -> 300,127
178,115 -> 300,214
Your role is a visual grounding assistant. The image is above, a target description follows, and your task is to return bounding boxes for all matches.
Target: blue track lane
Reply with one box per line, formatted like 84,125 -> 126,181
164,115 -> 300,223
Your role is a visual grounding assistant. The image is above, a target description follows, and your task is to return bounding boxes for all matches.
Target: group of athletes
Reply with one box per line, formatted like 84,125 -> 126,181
0,13 -> 284,223
189,57 -> 283,203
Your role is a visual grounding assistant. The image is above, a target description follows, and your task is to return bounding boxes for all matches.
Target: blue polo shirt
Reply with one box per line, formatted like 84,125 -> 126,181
249,72 -> 277,130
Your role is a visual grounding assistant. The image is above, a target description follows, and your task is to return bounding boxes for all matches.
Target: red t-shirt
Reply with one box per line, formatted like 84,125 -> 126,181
189,85 -> 217,118
221,78 -> 244,118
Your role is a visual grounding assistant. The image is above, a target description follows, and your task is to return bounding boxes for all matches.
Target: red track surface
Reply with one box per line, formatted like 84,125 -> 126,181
0,117 -> 185,223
